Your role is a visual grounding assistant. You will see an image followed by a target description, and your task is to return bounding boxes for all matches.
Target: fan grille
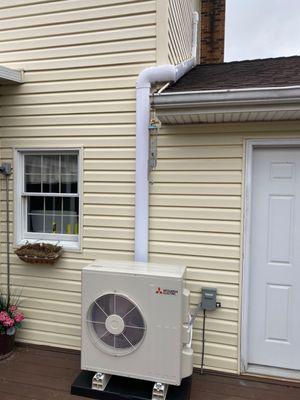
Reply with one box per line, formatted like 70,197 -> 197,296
88,293 -> 145,355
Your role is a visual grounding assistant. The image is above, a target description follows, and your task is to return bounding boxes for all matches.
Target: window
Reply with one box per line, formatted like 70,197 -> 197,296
15,150 -> 81,250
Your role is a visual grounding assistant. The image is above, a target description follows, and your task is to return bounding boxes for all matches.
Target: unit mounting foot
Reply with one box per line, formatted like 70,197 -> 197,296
152,382 -> 169,400
91,372 -> 111,391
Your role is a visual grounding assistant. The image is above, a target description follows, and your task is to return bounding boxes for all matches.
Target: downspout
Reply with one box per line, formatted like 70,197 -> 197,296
135,12 -> 199,262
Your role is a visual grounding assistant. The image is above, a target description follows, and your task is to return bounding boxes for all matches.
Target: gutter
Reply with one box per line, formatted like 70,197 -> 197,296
135,12 -> 199,262
153,86 -> 300,110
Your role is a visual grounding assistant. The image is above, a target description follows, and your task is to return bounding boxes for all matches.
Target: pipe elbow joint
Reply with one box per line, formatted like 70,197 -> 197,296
136,65 -> 177,89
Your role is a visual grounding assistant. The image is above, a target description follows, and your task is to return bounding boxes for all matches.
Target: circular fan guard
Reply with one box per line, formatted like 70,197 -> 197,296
87,293 -> 146,355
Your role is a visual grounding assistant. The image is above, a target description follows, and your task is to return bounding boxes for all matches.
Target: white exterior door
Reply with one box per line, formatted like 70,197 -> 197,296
247,147 -> 300,371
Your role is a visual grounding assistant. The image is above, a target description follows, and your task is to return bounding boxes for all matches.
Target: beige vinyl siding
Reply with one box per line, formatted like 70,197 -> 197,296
0,0 -> 156,350
148,121 -> 300,373
168,0 -> 198,64
2,0 -> 297,378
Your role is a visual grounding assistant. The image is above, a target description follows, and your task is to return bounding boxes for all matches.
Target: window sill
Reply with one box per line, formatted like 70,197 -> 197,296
15,238 -> 81,252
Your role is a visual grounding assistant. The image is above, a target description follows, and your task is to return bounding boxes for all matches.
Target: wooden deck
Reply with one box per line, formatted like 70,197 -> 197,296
0,345 -> 300,400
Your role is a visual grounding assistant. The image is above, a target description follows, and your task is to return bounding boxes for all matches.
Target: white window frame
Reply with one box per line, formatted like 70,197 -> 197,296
14,148 -> 83,252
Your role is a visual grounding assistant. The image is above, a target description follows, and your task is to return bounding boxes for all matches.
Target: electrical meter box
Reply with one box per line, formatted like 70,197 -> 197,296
202,288 -> 217,311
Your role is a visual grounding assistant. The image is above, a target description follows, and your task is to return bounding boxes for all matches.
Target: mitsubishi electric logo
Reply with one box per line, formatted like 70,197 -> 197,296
155,287 -> 178,296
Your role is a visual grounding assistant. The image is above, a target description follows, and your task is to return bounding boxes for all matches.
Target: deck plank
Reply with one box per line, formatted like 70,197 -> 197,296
0,345 -> 300,400
191,373 -> 300,400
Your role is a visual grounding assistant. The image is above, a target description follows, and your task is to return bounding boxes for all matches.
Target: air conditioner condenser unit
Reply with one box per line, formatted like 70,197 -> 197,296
81,260 -> 193,393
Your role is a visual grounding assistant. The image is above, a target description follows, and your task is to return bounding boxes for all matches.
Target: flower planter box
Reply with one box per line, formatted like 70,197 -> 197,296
15,243 -> 63,265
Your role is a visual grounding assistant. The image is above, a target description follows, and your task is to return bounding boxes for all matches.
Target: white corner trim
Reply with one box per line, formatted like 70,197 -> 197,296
241,138 -> 300,374
156,0 -> 169,65
0,65 -> 23,84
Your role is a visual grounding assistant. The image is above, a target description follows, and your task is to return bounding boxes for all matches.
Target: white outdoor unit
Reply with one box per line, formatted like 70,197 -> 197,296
81,260 -> 193,389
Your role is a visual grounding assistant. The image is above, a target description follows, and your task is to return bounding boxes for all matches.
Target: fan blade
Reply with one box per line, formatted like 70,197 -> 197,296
100,331 -> 115,347
123,307 -> 145,329
123,326 -> 145,346
115,333 -> 132,349
116,295 -> 136,318
96,294 -> 114,315
92,322 -> 106,339
91,302 -> 107,323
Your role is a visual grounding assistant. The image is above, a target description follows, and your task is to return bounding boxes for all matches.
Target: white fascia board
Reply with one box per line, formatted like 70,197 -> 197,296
153,86 -> 300,110
0,65 -> 23,84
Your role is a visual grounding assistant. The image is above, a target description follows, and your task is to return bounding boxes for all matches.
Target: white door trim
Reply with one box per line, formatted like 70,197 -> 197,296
241,138 -> 300,375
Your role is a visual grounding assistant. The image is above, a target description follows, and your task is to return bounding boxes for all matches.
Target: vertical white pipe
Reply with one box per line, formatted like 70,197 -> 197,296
135,85 -> 151,262
134,12 -> 199,262
192,12 -> 199,59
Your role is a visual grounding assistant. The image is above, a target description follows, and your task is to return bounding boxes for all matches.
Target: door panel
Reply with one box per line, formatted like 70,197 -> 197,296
268,195 -> 294,265
265,284 -> 291,342
248,147 -> 300,370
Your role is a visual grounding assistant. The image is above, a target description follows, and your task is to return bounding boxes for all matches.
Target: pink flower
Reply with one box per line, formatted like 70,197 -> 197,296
0,311 -> 9,322
14,312 -> 24,323
9,305 -> 17,313
3,317 -> 14,327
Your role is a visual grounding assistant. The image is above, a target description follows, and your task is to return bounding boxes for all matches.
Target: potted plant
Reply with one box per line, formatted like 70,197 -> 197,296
0,295 -> 24,359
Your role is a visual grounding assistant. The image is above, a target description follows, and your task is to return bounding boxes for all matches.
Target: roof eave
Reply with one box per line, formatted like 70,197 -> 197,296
153,86 -> 300,124
153,86 -> 300,109
0,66 -> 23,84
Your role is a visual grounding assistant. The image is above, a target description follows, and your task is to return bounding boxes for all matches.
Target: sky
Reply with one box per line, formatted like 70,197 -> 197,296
225,0 -> 300,61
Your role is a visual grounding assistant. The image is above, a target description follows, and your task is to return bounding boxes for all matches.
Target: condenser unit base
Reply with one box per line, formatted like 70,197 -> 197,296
71,370 -> 192,400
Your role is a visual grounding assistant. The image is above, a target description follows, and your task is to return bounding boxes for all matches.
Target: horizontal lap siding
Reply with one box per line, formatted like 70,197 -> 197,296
168,0 -> 196,64
0,0 -> 156,350
149,125 -> 241,373
149,122 -> 300,373
2,0 -> 298,378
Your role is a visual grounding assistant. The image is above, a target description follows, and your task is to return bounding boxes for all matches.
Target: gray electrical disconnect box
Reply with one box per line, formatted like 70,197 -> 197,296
201,288 -> 217,311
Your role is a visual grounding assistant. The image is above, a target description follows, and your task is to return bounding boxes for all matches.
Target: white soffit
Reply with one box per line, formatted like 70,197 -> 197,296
153,86 -> 300,124
0,65 -> 23,84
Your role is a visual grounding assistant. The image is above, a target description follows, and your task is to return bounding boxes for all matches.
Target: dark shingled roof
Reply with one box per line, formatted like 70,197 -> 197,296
165,56 -> 300,92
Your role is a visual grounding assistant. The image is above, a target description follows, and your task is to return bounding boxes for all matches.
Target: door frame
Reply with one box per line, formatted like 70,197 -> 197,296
241,138 -> 300,375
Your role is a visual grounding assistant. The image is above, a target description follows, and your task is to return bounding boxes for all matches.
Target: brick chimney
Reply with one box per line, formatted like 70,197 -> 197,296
200,0 -> 225,64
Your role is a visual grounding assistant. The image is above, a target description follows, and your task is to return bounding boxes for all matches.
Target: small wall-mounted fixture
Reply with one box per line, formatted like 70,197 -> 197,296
0,162 -> 12,176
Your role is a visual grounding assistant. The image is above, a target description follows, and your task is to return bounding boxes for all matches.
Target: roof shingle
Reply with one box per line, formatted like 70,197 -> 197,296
165,56 -> 300,92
